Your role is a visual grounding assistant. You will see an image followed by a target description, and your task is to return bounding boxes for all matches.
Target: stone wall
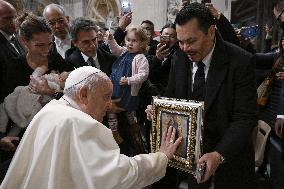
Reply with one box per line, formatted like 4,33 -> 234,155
11,0 -> 231,31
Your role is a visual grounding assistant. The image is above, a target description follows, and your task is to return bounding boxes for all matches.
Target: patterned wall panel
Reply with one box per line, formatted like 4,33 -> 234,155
6,0 -> 59,15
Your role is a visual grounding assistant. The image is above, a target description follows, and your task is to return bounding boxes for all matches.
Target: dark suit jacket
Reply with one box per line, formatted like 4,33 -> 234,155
278,80 -> 284,115
0,32 -> 24,64
216,14 -> 240,46
166,33 -> 257,188
278,80 -> 284,161
0,33 -> 25,103
65,47 -> 116,76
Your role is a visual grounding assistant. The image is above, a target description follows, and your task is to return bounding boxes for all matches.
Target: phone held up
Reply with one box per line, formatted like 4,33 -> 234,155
121,1 -> 132,15
201,0 -> 211,4
240,25 -> 260,39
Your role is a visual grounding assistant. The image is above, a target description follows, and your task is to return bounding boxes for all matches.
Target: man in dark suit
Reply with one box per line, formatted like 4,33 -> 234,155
273,80 -> 284,189
147,3 -> 257,189
0,0 -> 25,80
65,18 -> 115,76
0,0 -> 25,151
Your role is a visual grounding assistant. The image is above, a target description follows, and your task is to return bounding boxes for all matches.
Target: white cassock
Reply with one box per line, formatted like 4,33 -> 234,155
0,95 -> 168,189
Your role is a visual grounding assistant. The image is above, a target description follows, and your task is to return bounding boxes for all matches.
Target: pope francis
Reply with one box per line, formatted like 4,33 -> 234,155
0,66 -> 182,189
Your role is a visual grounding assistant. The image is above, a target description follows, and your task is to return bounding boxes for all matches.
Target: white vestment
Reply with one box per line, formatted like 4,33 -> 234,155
0,96 -> 168,189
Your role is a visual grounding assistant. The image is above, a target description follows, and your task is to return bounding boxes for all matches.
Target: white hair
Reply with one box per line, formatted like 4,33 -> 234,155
63,71 -> 110,99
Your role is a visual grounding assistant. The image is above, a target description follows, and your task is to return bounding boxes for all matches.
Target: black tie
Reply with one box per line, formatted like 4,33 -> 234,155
192,62 -> 205,101
87,57 -> 96,67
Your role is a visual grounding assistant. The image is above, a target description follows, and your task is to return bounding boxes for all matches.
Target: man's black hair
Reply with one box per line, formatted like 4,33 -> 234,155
160,22 -> 176,34
141,20 -> 154,30
175,2 -> 216,34
70,17 -> 98,40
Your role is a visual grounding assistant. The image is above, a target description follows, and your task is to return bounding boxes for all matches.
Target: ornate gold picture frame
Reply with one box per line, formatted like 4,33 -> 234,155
151,97 -> 204,174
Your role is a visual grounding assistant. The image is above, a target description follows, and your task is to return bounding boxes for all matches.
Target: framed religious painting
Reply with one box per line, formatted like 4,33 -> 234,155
151,96 -> 204,175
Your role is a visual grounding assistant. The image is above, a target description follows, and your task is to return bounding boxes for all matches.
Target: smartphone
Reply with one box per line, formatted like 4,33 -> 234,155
240,25 -> 260,39
121,1 -> 132,15
160,34 -> 170,48
201,0 -> 211,4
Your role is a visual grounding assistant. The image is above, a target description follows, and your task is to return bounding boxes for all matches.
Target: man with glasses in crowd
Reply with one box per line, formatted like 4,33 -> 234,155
43,3 -> 71,60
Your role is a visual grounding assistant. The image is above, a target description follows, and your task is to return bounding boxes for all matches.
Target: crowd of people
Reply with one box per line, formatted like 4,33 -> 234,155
0,0 -> 284,188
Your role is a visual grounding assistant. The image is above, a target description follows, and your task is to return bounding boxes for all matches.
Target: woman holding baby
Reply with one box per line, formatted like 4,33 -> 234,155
0,12 -> 73,163
3,12 -> 73,99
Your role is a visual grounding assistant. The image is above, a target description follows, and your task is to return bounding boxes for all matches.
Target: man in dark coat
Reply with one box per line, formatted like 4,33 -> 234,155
273,79 -> 284,189
0,0 -> 25,102
65,18 -> 116,76
0,0 -> 25,152
147,3 -> 257,189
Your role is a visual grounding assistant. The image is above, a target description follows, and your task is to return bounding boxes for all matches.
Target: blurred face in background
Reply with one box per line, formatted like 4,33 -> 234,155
97,26 -> 107,43
0,2 -> 16,35
161,27 -> 177,48
274,7 -> 284,22
141,22 -> 154,39
73,29 -> 98,57
44,7 -> 69,39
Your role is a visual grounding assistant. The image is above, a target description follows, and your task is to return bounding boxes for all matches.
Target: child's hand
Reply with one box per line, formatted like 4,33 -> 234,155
119,77 -> 128,85
106,30 -> 114,41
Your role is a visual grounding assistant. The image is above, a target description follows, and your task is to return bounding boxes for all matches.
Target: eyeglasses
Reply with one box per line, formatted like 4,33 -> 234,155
48,18 -> 66,27
277,9 -> 284,22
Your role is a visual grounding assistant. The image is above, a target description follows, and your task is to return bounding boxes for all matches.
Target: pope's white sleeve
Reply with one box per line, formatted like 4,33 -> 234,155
118,152 -> 168,189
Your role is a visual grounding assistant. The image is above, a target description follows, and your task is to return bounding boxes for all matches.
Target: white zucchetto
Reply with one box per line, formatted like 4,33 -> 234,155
64,66 -> 102,90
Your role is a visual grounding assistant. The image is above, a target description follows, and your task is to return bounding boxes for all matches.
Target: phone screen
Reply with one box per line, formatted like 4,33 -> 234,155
240,26 -> 260,39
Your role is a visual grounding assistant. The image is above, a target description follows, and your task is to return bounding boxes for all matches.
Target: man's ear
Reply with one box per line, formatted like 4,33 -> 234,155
78,86 -> 88,105
19,36 -> 28,50
207,25 -> 216,41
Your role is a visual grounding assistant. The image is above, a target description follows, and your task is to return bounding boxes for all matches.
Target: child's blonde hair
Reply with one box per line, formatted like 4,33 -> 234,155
126,26 -> 150,54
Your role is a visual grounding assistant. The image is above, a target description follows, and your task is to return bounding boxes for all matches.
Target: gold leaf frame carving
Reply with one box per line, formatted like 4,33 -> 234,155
151,96 -> 204,174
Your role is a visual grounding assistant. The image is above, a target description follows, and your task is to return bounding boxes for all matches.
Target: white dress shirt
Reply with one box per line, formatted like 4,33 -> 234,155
191,41 -> 216,89
54,35 -> 71,59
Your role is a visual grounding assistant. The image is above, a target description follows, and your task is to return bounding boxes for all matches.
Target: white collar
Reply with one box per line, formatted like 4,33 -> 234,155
81,52 -> 97,63
60,95 -> 82,111
54,35 -> 71,44
202,40 -> 215,67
